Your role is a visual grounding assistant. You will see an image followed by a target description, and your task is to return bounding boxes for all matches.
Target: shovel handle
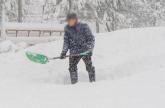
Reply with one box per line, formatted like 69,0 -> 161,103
49,51 -> 91,60
49,54 -> 83,60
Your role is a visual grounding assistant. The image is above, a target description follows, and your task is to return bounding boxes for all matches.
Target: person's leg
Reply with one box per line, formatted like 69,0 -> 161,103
69,56 -> 81,84
82,56 -> 95,82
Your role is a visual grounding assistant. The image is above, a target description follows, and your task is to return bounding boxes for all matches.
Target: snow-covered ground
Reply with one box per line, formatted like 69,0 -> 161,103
0,27 -> 165,108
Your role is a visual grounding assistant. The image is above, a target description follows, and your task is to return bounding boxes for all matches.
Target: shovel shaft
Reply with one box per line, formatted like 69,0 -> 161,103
49,54 -> 80,60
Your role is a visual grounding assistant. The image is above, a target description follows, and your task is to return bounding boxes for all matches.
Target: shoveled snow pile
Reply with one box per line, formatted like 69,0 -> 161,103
0,40 -> 17,53
0,27 -> 165,108
0,40 -> 29,53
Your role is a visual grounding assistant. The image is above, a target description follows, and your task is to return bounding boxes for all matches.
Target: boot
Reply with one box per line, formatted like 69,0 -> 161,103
70,71 -> 78,84
88,67 -> 95,82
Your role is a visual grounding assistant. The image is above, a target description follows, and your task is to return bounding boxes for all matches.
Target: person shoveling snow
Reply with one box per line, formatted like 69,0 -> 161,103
60,13 -> 95,84
26,13 -> 95,84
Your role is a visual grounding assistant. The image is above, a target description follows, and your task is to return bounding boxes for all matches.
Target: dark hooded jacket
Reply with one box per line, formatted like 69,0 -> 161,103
62,22 -> 95,54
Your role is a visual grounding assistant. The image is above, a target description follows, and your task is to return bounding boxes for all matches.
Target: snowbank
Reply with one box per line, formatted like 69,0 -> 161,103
0,40 -> 17,53
0,27 -> 165,108
0,40 -> 29,53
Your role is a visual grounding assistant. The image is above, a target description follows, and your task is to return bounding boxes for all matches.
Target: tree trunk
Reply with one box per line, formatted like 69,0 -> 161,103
0,0 -> 3,24
96,19 -> 100,33
0,0 -> 2,37
0,0 -> 6,38
18,0 -> 23,22
111,12 -> 115,31
106,22 -> 111,32
68,0 -> 74,13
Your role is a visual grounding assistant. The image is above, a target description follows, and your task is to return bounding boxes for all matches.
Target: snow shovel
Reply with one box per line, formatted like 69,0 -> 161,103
25,51 -> 91,64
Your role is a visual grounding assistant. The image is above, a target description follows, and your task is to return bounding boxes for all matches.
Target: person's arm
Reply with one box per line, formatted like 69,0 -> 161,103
62,28 -> 69,53
60,27 -> 69,59
84,24 -> 95,51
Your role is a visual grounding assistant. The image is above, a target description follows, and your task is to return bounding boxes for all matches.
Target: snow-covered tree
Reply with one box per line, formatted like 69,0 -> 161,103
3,0 -> 165,32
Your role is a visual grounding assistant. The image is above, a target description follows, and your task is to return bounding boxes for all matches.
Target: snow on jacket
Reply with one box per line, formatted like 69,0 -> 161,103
62,22 -> 95,54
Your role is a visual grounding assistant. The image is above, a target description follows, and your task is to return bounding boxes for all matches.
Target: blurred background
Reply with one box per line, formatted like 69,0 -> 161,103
0,0 -> 165,33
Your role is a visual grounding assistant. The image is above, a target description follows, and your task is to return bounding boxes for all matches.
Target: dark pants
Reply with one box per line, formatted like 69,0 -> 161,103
69,55 -> 95,84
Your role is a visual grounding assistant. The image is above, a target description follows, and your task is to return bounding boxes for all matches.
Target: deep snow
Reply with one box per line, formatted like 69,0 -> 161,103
0,27 -> 165,108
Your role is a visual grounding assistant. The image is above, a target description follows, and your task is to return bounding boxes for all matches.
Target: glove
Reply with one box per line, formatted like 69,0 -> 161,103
88,51 -> 93,56
60,51 -> 67,59
80,51 -> 93,56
